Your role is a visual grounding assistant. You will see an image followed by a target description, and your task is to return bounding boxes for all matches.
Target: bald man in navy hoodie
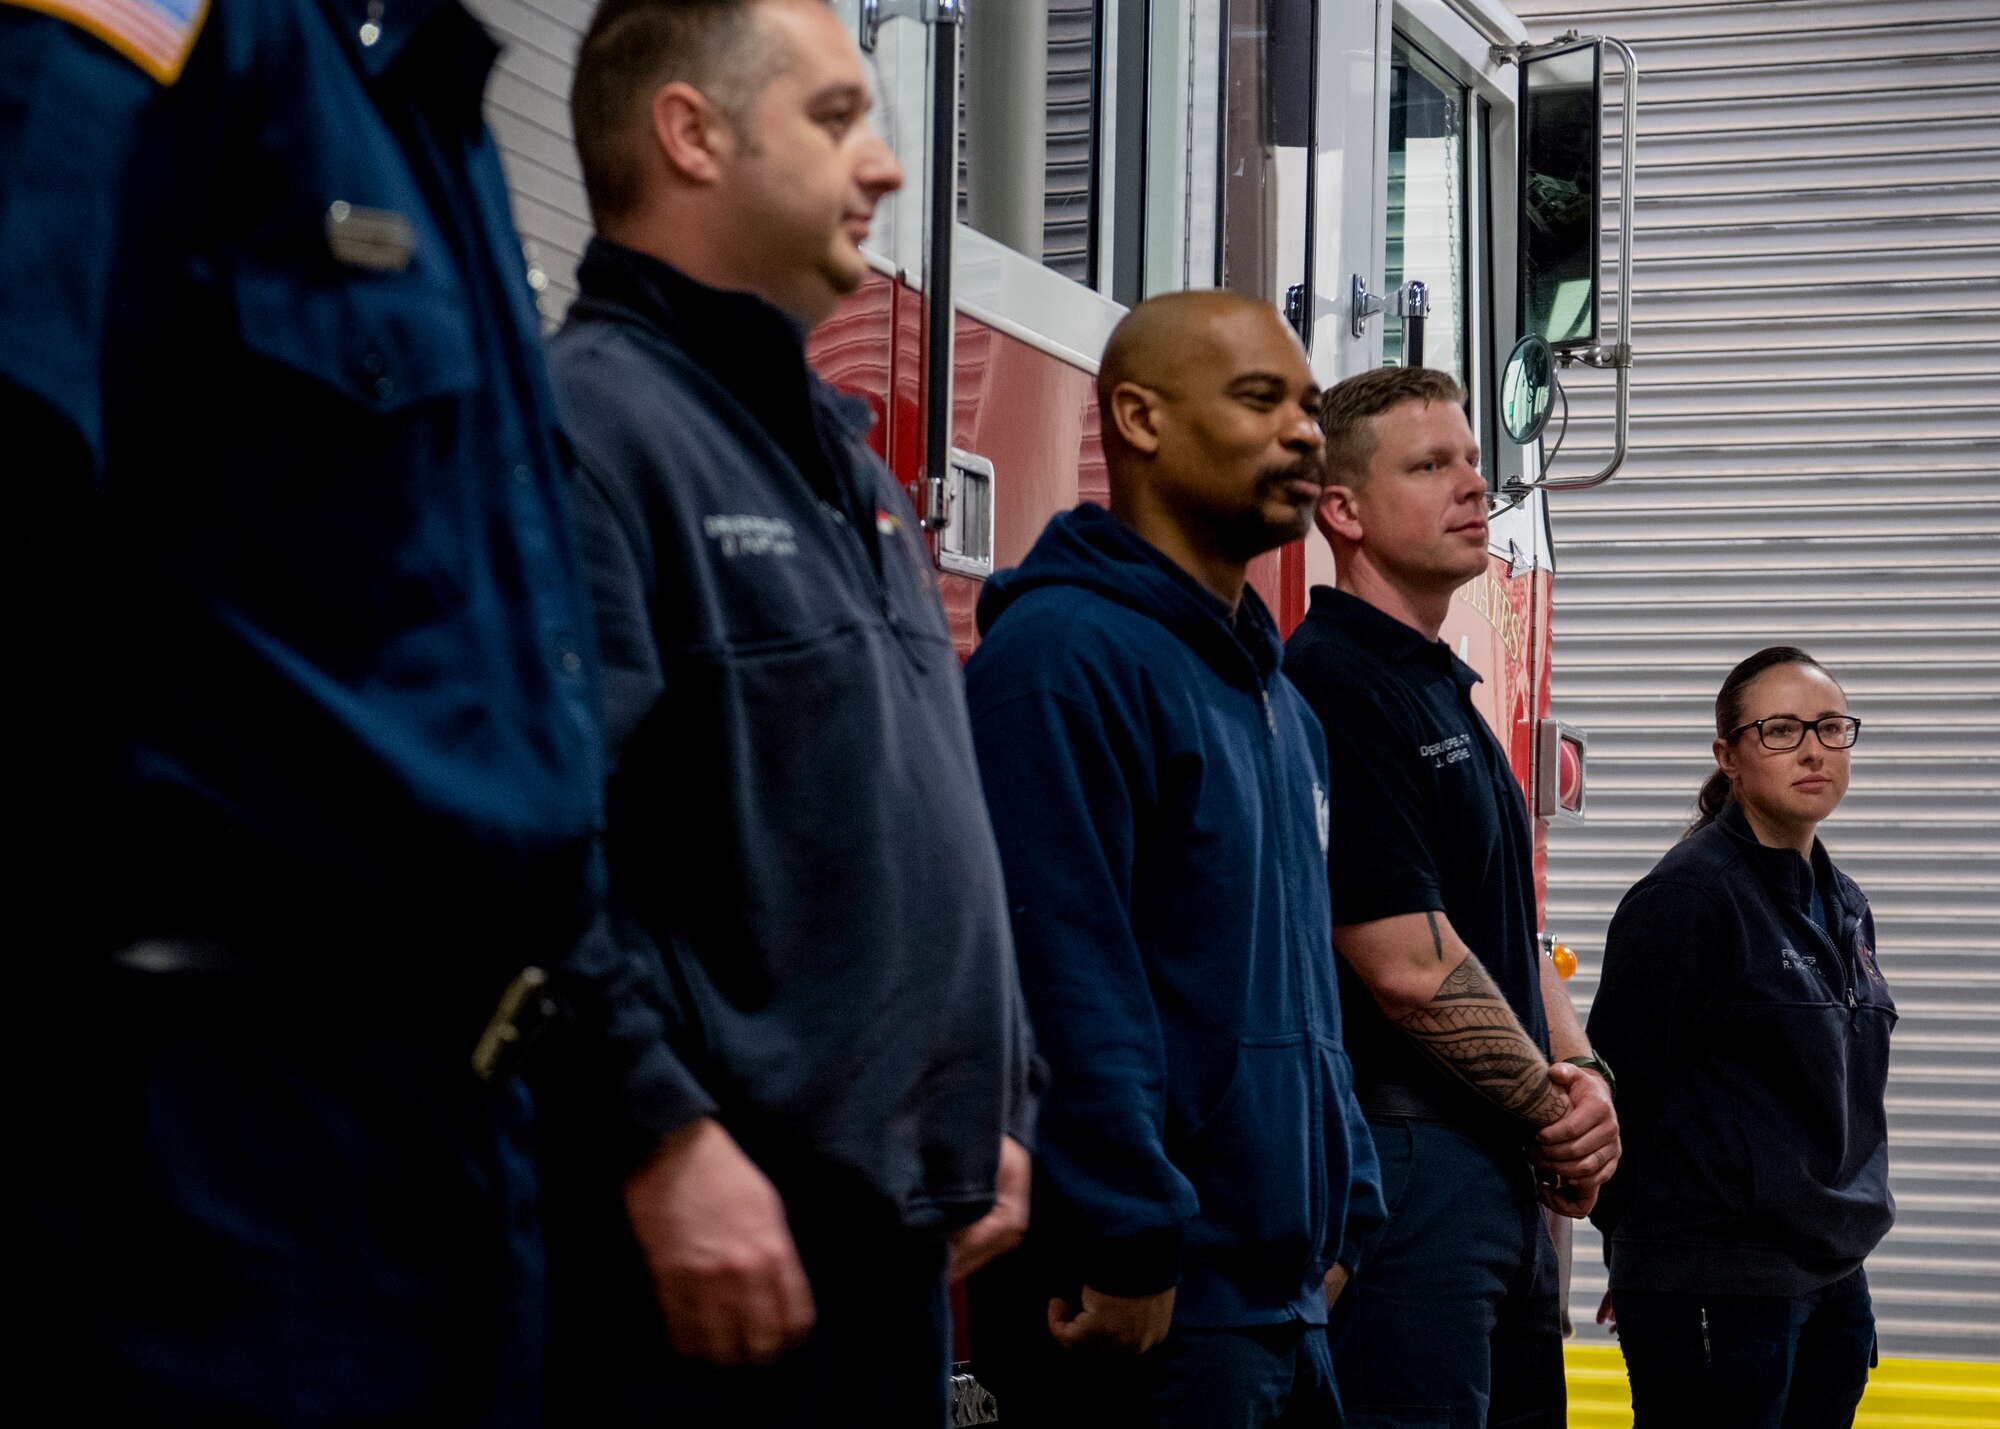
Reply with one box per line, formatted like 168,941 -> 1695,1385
965,292 -> 1384,1427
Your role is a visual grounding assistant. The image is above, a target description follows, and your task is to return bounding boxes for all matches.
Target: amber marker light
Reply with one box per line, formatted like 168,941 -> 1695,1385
1550,942 -> 1578,980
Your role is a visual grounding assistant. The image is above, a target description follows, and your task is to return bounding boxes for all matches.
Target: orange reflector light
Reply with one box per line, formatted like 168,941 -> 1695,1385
1551,943 -> 1577,980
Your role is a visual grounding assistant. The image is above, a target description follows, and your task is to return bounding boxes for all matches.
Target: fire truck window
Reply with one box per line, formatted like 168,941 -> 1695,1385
1218,0 -> 1315,314
960,0 -> 1101,286
1142,0 -> 1223,297
1386,38 -> 1468,382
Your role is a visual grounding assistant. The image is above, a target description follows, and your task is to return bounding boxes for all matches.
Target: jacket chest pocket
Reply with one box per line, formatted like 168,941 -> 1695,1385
231,263 -> 479,417
1745,932 -> 1846,1005
1721,999 -> 1850,1108
682,504 -> 871,652
203,262 -> 485,649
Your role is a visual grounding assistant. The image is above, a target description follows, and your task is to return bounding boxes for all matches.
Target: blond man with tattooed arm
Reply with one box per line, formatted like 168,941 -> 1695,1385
1282,366 -> 1619,1429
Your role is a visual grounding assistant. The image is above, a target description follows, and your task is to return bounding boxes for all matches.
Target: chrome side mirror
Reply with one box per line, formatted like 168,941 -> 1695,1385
1501,334 -> 1556,445
1498,31 -> 1638,493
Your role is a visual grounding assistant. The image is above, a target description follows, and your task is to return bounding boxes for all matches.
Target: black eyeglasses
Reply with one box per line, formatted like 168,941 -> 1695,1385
1725,715 -> 1863,752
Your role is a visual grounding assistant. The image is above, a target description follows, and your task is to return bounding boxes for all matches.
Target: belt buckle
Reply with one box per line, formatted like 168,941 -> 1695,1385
471,966 -> 554,1083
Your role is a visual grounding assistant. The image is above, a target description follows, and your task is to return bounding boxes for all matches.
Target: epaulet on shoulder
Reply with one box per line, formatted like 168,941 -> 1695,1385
8,0 -> 213,86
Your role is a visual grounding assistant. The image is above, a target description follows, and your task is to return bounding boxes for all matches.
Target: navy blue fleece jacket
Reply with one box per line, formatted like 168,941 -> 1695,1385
1589,800 -> 1896,1296
966,506 -> 1385,1327
541,242 -> 1037,1223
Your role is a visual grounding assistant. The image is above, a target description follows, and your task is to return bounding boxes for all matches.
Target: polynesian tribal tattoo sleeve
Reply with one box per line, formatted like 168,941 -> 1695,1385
1395,954 -> 1567,1125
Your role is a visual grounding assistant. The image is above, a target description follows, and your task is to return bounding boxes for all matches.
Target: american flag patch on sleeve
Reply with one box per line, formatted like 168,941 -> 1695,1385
4,0 -> 212,85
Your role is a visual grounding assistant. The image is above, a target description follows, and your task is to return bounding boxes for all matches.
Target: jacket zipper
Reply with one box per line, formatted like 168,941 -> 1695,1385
818,498 -> 894,619
1700,1306 -> 1712,1362
1255,676 -> 1330,1254
1798,903 -> 1857,1010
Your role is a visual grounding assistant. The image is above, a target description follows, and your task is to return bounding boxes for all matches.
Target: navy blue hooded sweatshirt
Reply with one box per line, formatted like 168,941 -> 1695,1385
1588,800 -> 1896,1296
966,506 -> 1385,1327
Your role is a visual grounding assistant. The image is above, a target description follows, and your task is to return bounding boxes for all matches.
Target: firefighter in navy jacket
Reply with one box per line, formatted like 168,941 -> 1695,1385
535,3 -> 1036,1424
1590,646 -> 1895,1429
966,292 -> 1385,1429
3,3 -> 609,1419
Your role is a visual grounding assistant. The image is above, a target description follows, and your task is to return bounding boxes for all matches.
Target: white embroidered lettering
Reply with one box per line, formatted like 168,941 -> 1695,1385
702,514 -> 799,558
1418,733 -> 1473,768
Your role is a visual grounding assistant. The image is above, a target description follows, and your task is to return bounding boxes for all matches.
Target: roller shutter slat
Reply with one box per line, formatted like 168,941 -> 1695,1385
1518,0 -> 2000,1363
1534,0 -> 2000,43
467,0 -> 596,323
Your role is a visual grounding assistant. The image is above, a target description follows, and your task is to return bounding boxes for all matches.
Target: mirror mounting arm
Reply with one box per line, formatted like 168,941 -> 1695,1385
1565,341 -> 1631,370
1491,30 -> 1583,68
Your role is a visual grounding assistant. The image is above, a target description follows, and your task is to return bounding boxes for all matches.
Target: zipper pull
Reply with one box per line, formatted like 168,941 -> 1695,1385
1848,986 -> 1857,1009
1700,1307 -> 1711,1362
1260,688 -> 1277,735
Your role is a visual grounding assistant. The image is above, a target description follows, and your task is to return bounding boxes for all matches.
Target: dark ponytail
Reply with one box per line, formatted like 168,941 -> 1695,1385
1686,645 -> 1838,836
1690,767 -> 1734,835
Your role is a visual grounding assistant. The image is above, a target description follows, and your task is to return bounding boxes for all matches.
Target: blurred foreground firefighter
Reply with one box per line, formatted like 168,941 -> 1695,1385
1,1 -> 630,1422
533,1 -> 1039,1423
1284,367 -> 1621,1426
964,292 -> 1386,1427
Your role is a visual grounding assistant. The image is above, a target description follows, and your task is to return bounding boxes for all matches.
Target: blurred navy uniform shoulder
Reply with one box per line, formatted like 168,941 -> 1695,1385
0,0 -> 602,960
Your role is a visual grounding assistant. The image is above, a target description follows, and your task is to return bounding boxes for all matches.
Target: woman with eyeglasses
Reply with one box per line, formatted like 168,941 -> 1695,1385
1584,646 -> 1895,1429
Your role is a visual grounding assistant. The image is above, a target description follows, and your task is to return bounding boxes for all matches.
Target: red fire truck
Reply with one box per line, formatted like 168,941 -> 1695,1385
796,0 -> 1635,1415
806,0 -> 1631,934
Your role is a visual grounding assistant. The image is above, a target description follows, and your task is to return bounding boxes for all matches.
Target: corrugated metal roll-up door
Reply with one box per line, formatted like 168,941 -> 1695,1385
467,0 -> 593,325
1514,0 -> 2000,1363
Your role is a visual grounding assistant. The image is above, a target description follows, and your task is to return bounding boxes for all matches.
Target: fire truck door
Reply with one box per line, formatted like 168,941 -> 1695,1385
1354,1 -> 1538,491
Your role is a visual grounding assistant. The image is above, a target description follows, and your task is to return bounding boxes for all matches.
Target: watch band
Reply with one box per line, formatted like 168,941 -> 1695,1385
1563,1053 -> 1616,1099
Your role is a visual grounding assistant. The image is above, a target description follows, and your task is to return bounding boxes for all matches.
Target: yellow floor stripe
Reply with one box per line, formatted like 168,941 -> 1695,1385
1564,1345 -> 2000,1428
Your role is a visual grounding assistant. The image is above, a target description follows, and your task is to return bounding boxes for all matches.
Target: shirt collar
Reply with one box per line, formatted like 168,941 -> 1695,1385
1307,585 -> 1481,690
1716,799 -> 1843,915
578,236 -> 809,348
573,236 -> 845,418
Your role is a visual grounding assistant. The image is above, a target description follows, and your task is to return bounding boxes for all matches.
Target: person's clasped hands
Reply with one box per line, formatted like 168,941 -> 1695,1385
1532,1061 -> 1620,1217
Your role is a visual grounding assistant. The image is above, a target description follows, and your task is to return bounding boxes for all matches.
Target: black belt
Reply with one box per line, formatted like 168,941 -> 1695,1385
1355,1080 -> 1461,1120
1356,1081 -> 1533,1151
104,936 -> 555,1083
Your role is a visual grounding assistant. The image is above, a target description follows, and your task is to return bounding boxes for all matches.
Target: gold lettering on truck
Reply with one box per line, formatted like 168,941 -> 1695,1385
1455,571 -> 1527,668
